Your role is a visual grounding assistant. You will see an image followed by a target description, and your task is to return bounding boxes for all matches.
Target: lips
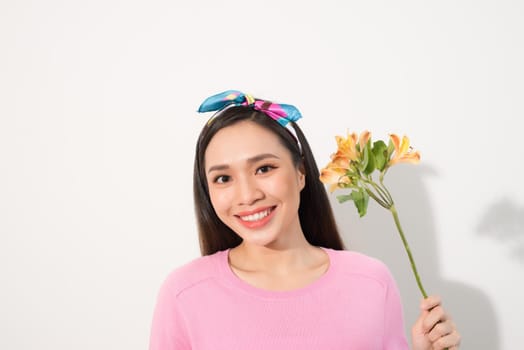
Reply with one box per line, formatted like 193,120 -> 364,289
235,206 -> 276,228
239,208 -> 272,222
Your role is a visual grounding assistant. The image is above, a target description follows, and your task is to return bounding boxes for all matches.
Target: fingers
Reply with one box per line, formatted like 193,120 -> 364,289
422,304 -> 445,334
420,295 -> 441,311
427,318 -> 452,342
430,328 -> 461,350
418,295 -> 461,349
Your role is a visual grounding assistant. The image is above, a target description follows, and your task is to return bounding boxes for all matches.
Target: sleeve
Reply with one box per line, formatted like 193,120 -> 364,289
149,279 -> 191,350
382,269 -> 409,350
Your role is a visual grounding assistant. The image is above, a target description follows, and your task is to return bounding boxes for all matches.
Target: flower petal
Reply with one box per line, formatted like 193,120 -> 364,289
399,136 -> 410,155
359,131 -> 371,150
389,134 -> 401,153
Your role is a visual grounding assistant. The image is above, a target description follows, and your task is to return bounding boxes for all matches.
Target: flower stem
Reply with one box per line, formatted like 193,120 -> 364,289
389,204 -> 428,298
368,179 -> 390,205
378,177 -> 394,204
364,186 -> 388,209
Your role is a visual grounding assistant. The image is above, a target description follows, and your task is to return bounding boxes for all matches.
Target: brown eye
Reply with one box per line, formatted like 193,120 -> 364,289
214,175 -> 231,184
256,165 -> 276,175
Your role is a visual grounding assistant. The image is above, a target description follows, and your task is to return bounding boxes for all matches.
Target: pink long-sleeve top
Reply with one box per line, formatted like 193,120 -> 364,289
149,247 -> 408,349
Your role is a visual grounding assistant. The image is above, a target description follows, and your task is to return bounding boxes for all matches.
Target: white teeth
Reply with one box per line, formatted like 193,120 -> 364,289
240,208 -> 272,222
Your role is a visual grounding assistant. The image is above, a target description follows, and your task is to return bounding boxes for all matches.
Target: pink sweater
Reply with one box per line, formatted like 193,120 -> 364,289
149,247 -> 408,349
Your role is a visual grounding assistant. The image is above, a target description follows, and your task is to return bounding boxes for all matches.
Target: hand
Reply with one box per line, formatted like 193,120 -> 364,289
411,295 -> 461,350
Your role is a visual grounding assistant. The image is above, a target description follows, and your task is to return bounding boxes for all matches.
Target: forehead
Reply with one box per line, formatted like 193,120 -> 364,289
204,121 -> 291,167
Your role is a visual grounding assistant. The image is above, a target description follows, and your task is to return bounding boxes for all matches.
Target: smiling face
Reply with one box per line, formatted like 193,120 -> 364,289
204,121 -> 306,249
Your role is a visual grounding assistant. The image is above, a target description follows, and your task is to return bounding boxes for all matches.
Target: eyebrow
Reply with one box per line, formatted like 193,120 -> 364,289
207,153 -> 281,174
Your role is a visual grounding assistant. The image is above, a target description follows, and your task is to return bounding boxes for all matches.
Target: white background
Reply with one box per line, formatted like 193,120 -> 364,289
1,1 -> 522,349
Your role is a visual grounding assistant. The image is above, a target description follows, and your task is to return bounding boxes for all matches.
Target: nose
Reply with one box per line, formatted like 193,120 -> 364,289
235,175 -> 263,206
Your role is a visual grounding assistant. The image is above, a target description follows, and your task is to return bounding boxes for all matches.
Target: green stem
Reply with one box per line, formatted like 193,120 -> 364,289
389,204 -> 428,298
363,185 -> 388,209
365,190 -> 387,209
378,176 -> 394,204
361,178 -> 390,207
366,178 -> 389,204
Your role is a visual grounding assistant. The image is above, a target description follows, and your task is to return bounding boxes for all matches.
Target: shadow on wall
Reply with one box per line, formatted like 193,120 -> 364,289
476,197 -> 524,263
329,165 -> 500,349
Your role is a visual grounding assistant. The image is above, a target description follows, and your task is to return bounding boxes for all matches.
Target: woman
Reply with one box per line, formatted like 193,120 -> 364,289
149,91 -> 461,349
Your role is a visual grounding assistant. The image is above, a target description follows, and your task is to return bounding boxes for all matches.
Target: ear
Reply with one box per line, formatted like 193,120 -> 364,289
297,162 -> 306,191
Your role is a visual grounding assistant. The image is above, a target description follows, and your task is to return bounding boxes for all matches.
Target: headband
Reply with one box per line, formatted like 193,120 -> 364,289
197,90 -> 302,127
197,90 -> 303,153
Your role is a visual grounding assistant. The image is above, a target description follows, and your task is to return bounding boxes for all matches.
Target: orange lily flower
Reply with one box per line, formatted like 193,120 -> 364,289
330,154 -> 351,169
358,130 -> 371,150
319,162 -> 352,192
388,134 -> 421,166
334,132 -> 359,161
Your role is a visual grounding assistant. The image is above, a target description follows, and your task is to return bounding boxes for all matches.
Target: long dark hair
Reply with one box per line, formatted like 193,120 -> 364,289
193,105 -> 345,255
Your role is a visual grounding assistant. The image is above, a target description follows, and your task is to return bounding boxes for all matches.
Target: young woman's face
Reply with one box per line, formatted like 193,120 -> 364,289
204,121 -> 305,248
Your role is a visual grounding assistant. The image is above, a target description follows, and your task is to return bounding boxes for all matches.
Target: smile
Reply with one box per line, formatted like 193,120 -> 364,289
239,207 -> 274,222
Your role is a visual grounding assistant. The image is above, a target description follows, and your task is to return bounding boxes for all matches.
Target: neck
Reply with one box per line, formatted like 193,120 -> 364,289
230,240 -> 321,274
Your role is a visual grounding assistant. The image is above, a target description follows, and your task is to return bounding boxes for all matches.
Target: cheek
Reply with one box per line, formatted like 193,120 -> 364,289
208,188 -> 231,215
266,181 -> 289,198
266,173 -> 302,201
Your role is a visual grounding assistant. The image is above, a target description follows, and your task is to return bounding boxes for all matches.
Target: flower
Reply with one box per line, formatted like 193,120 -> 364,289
319,162 -> 351,193
320,131 -> 428,298
358,130 -> 371,150
334,132 -> 359,161
319,131 -> 377,193
388,134 -> 421,166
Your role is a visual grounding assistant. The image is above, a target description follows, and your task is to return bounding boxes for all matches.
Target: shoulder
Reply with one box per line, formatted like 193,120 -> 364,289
326,248 -> 396,287
159,250 -> 225,297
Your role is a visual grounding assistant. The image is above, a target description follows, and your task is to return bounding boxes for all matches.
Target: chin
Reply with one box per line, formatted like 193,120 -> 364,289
235,231 -> 280,248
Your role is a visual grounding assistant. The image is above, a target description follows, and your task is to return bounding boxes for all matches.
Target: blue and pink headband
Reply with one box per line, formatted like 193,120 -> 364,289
197,90 -> 303,127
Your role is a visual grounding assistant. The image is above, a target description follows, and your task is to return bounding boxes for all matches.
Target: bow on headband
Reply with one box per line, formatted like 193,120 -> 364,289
197,90 -> 302,127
